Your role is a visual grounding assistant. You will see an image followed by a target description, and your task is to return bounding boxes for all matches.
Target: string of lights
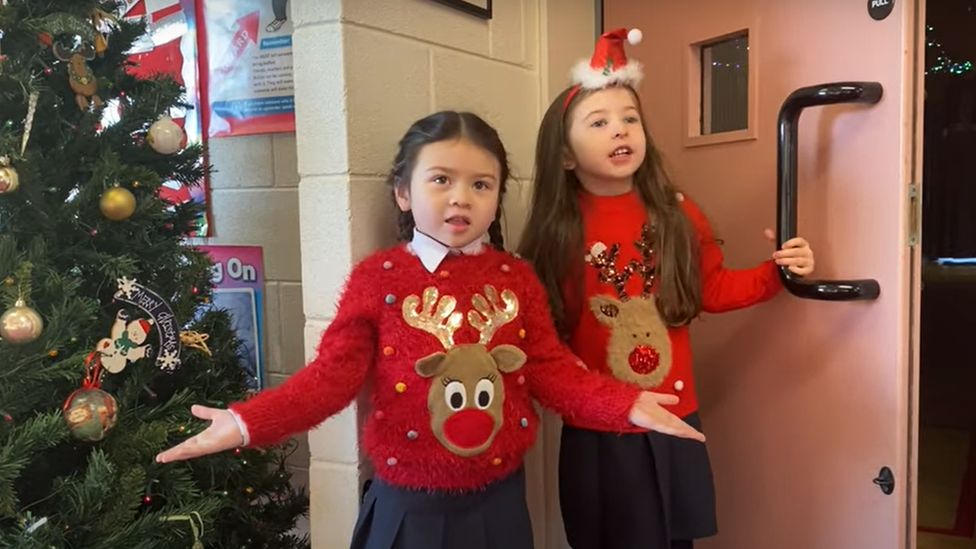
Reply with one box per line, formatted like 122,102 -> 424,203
927,25 -> 973,76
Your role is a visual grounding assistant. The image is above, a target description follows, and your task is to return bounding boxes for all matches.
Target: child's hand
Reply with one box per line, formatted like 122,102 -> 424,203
765,229 -> 815,276
155,405 -> 243,463
628,392 -> 706,442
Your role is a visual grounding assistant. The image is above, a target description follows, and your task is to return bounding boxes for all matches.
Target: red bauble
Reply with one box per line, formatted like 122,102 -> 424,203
628,345 -> 660,374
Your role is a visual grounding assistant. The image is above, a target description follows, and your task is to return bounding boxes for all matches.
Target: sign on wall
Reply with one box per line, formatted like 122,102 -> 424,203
198,245 -> 266,391
197,0 -> 296,137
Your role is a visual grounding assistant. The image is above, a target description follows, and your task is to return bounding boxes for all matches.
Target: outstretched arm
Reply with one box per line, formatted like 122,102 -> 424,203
156,260 -> 378,463
515,262 -> 704,441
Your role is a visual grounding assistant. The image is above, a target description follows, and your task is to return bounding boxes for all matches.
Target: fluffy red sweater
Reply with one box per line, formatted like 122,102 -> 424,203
565,190 -> 783,432
230,245 -> 644,491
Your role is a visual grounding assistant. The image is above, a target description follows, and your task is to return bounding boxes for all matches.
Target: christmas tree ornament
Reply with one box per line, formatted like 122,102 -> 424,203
20,92 -> 38,155
108,277 -> 182,371
51,35 -> 103,111
180,331 -> 212,356
160,512 -> 204,549
147,116 -> 184,154
90,9 -> 119,56
0,156 -> 19,194
99,186 -> 136,220
94,308 -> 155,373
63,387 -> 117,442
0,298 -> 43,344
63,353 -> 117,442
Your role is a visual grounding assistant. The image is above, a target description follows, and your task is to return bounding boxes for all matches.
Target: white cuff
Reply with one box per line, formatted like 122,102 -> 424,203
228,409 -> 250,446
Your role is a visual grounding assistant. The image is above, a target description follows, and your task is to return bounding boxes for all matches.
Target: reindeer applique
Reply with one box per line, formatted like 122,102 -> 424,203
586,224 -> 673,389
402,285 -> 526,457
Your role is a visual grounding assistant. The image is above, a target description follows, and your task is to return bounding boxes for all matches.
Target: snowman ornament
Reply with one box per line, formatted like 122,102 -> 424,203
96,309 -> 154,373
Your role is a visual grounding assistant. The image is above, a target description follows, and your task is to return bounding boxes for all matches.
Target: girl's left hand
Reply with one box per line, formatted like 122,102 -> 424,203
764,229 -> 815,276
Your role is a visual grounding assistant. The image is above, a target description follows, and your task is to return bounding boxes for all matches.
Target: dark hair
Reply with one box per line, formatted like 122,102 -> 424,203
387,111 -> 509,251
517,85 -> 702,337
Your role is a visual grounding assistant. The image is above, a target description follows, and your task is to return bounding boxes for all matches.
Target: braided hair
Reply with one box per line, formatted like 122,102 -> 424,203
388,111 -> 509,251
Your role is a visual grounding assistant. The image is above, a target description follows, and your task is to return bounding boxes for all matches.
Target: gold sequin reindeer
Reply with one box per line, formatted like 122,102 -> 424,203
403,285 -> 526,457
586,225 -> 673,389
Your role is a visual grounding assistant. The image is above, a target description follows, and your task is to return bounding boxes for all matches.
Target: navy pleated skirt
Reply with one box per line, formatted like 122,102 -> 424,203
558,412 -> 717,549
350,467 -> 533,549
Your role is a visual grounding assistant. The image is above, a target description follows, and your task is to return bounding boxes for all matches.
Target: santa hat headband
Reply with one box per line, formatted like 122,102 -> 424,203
563,27 -> 644,113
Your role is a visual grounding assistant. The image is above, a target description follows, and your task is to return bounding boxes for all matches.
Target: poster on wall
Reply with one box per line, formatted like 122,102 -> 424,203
109,0 -> 213,236
198,245 -> 266,391
197,0 -> 296,137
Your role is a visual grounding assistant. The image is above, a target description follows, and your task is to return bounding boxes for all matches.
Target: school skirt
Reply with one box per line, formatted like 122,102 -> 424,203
558,412 -> 717,549
349,467 -> 533,549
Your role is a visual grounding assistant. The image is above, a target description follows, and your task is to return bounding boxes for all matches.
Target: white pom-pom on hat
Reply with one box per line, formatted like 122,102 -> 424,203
627,28 -> 643,45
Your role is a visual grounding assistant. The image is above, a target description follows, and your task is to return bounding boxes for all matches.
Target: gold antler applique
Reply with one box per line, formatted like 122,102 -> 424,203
468,285 -> 519,345
402,287 -> 463,349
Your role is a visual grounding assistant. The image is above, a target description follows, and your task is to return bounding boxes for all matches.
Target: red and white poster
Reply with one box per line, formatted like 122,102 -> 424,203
197,0 -> 295,137
111,0 -> 213,236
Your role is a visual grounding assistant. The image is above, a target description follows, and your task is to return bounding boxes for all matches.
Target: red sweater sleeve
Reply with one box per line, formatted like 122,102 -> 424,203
681,195 -> 783,314
514,261 -> 643,431
229,259 -> 378,447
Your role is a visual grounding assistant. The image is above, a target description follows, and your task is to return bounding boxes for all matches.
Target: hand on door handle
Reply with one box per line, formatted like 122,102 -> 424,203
776,82 -> 883,301
765,229 -> 815,276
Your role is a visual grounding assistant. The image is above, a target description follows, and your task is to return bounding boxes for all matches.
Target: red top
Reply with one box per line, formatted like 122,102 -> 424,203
565,190 -> 783,431
230,245 -> 643,491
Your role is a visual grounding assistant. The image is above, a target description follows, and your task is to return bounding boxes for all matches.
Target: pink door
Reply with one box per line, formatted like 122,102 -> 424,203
599,1 -> 923,548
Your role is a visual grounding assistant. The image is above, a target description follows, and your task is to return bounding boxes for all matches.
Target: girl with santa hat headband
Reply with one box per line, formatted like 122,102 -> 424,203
519,28 -> 816,548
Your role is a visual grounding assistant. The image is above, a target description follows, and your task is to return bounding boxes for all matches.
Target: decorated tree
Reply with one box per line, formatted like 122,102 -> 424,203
0,1 -> 309,547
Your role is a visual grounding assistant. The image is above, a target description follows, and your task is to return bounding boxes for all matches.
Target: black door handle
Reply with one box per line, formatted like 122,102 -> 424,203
777,82 -> 883,301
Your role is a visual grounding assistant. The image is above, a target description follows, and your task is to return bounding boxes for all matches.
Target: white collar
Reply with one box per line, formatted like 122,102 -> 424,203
408,229 -> 486,273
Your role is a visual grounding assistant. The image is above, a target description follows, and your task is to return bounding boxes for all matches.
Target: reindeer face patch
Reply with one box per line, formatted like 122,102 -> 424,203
589,293 -> 672,388
586,225 -> 673,389
403,286 -> 527,457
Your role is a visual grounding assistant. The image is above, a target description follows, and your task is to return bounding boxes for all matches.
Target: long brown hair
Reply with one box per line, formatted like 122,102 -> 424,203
387,111 -> 508,250
517,85 -> 702,337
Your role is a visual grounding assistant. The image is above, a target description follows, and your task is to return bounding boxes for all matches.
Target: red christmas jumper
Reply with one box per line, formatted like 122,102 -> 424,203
565,190 -> 783,433
229,245 -> 644,491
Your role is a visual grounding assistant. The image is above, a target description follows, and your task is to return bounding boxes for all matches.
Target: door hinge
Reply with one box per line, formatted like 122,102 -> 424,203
908,183 -> 920,247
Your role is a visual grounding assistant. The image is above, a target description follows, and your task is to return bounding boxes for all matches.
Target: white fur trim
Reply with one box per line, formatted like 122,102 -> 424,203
571,59 -> 644,89
628,28 -> 643,45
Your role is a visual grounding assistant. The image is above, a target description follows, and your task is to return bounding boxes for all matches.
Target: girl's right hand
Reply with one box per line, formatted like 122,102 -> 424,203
155,405 -> 244,463
628,392 -> 706,442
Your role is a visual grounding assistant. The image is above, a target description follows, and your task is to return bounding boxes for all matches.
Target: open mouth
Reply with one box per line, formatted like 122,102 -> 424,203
610,146 -> 632,158
446,215 -> 471,227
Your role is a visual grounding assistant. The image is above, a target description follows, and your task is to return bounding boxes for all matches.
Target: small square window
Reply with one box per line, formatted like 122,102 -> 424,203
700,34 -> 749,135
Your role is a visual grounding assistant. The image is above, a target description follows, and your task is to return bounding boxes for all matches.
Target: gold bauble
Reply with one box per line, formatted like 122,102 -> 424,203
99,187 -> 136,221
0,162 -> 18,194
0,298 -> 43,344
64,388 -> 118,442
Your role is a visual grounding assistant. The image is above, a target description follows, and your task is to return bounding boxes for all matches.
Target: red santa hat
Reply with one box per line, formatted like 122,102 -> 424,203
138,318 -> 154,334
564,27 -> 644,111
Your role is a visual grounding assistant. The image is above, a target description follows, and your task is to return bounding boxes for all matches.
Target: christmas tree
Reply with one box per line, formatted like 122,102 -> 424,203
0,2 -> 309,547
